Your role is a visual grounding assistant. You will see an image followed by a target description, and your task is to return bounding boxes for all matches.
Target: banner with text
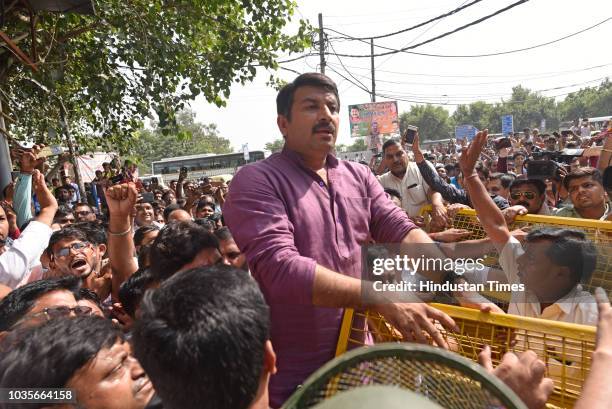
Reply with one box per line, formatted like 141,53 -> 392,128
348,101 -> 399,138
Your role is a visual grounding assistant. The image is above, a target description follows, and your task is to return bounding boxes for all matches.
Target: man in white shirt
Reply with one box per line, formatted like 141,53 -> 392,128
377,139 -> 447,224
0,170 -> 58,289
457,129 -> 598,326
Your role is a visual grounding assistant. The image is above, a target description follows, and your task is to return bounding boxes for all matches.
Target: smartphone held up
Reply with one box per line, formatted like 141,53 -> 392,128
403,125 -> 418,145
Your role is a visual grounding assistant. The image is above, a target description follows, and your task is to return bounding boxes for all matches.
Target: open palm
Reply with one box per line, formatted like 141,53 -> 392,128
459,129 -> 488,176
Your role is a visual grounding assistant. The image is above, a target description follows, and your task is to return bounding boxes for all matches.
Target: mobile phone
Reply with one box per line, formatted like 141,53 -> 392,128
404,125 -> 418,145
141,192 -> 155,203
526,160 -> 557,179
180,167 -> 188,175
494,137 -> 512,150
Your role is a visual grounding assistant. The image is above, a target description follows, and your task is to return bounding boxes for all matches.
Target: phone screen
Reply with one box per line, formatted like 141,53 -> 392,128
404,126 -> 418,144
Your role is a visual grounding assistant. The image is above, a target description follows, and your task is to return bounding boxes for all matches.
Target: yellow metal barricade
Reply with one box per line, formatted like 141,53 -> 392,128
335,304 -> 596,408
419,206 -> 612,295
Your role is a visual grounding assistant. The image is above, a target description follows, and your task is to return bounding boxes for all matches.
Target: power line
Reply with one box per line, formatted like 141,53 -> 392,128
328,0 -> 485,41
326,61 -> 612,86
376,76 -> 608,101
324,61 -> 612,79
327,16 -> 611,58
375,0 -> 472,69
327,38 -> 371,93
325,0 -> 530,57
326,65 -> 607,106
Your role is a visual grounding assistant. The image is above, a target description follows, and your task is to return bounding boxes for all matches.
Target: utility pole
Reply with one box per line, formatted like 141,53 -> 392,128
318,13 -> 325,74
370,38 -> 376,102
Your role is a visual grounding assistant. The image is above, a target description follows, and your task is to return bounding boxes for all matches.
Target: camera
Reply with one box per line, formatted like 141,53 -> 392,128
526,149 -> 584,179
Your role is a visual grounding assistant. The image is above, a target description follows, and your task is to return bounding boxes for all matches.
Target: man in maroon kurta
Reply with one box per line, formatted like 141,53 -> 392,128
223,73 -> 455,407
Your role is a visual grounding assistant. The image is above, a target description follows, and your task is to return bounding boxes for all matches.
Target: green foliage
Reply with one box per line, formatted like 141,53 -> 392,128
265,138 -> 285,153
400,80 -> 611,138
558,80 -> 612,122
399,105 -> 453,142
345,137 -> 367,152
1,0 -> 313,154
133,110 -> 231,174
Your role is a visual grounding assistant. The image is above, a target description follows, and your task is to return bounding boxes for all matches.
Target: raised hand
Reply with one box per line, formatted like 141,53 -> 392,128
104,182 -> 138,219
459,129 -> 488,177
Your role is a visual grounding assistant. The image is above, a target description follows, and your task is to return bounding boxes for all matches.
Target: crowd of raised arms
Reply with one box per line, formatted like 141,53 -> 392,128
0,73 -> 611,409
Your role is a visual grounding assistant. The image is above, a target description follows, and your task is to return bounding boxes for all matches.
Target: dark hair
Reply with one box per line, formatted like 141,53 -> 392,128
213,226 -> 233,242
76,288 -> 103,311
72,221 -> 107,246
148,221 -> 220,281
132,265 -> 270,409
118,268 -> 158,318
382,138 -> 401,154
134,225 -> 160,247
74,202 -> 93,212
0,276 -> 80,331
47,226 -> 89,257
161,190 -> 175,202
163,203 -> 182,223
0,316 -> 123,392
509,178 -> 546,195
276,73 -> 340,121
563,167 -> 603,190
526,228 -> 597,284
53,205 -> 74,220
384,188 -> 402,201
193,218 -> 215,232
196,200 -> 215,211
489,173 -> 515,189
472,161 -> 489,179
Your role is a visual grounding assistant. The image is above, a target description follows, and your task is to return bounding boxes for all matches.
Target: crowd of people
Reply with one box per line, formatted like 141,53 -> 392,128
0,72 -> 611,409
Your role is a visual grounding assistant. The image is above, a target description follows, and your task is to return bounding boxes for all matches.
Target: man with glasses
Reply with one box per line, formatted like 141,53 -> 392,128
74,202 -> 97,223
46,226 -> 107,280
0,275 -> 86,331
377,138 -> 446,221
500,179 -> 551,223
456,129 -> 598,326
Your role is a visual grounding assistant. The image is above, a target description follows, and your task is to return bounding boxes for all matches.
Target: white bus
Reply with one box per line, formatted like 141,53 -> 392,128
151,151 -> 266,183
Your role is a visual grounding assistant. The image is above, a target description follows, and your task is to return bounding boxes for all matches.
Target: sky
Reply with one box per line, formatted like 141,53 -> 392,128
189,0 -> 612,152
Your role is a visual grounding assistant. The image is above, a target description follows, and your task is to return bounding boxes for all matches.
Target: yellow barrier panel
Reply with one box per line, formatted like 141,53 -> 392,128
419,206 -> 612,295
335,304 -> 596,409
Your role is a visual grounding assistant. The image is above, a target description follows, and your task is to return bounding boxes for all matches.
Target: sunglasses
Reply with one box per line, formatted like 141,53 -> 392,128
54,242 -> 91,258
31,305 -> 93,320
510,191 -> 536,200
75,210 -> 92,216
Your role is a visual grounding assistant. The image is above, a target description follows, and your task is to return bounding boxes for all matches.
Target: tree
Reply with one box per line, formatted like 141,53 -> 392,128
265,138 -> 285,153
133,110 -> 231,174
346,137 -> 368,152
399,105 -> 453,141
558,79 -> 612,121
451,101 -> 497,132
2,1 -> 313,154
